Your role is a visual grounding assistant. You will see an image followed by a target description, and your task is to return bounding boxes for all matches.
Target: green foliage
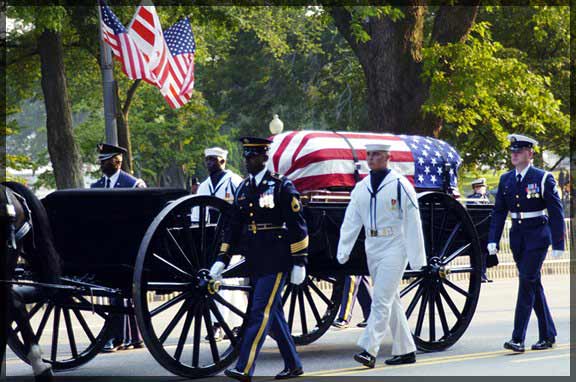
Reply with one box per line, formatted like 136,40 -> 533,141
421,22 -> 569,170
344,6 -> 404,43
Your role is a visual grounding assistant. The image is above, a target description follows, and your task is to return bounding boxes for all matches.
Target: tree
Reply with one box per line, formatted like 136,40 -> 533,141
329,4 -> 479,136
7,7 -> 84,189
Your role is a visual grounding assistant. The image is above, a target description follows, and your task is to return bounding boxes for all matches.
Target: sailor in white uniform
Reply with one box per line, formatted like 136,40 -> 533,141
337,143 -> 427,368
193,147 -> 244,341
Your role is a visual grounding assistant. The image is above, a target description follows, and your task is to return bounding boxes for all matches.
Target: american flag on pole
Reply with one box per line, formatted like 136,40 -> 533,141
100,1 -> 196,109
99,2 -> 155,83
129,5 -> 196,108
267,131 -> 462,192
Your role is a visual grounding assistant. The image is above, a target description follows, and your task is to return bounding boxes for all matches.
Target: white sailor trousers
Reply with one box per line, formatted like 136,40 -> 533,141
357,241 -> 416,357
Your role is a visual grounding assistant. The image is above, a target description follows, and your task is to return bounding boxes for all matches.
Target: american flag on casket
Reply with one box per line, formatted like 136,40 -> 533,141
267,130 -> 463,193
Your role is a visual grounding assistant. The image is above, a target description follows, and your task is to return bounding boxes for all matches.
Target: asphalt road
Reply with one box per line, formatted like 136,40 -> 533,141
5,275 -> 571,378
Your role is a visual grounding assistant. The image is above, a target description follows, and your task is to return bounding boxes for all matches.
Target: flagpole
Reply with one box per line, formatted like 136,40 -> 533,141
97,2 -> 118,145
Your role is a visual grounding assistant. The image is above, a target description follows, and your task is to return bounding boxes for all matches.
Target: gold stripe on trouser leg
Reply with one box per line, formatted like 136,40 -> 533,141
343,276 -> 356,320
243,272 -> 283,374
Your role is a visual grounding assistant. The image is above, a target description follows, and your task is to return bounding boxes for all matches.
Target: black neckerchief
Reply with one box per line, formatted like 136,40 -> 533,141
370,168 -> 391,192
209,170 -> 226,195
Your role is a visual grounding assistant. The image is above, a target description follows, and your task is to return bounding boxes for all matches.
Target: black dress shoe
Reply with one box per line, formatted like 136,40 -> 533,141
275,367 -> 304,379
385,352 -> 416,365
356,320 -> 368,328
531,339 -> 555,350
353,351 -> 376,368
102,339 -> 123,353
34,367 -> 54,381
504,340 -> 525,353
224,368 -> 251,382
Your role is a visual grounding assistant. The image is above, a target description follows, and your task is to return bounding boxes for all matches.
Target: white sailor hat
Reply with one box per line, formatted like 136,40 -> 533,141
507,134 -> 538,152
365,143 -> 391,152
471,177 -> 487,187
204,147 -> 228,159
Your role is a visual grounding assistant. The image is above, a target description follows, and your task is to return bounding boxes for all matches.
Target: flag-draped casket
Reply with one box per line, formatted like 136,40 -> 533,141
267,130 -> 462,193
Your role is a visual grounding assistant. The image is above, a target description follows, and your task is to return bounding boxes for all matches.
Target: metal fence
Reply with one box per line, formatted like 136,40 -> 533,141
486,218 -> 573,280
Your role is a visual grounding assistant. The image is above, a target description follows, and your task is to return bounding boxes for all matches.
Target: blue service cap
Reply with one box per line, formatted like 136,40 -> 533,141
97,143 -> 127,161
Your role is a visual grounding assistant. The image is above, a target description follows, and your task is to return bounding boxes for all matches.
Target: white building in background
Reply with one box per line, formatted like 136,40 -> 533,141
7,165 -> 100,198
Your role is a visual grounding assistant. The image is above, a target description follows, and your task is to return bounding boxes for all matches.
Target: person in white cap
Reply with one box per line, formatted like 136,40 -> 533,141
194,146 -> 244,341
466,178 -> 490,205
488,134 -> 565,353
337,143 -> 427,368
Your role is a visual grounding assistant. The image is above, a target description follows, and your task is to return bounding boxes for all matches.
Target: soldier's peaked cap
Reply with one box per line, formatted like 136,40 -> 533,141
239,137 -> 272,157
471,177 -> 487,187
507,134 -> 538,152
97,143 -> 127,161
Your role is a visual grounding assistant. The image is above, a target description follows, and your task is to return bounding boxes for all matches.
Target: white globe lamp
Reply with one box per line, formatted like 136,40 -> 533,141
269,114 -> 284,135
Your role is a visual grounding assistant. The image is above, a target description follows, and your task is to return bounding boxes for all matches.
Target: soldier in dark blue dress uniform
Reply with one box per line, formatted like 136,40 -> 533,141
488,134 -> 565,353
210,137 -> 307,382
91,143 -> 146,352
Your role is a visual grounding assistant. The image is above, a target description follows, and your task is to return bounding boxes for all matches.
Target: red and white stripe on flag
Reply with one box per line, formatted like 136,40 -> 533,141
267,131 -> 416,192
100,3 -> 154,83
128,6 -> 195,109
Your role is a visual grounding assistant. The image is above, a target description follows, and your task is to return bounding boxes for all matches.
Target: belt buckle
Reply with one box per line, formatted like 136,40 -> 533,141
370,229 -> 377,237
249,223 -> 257,234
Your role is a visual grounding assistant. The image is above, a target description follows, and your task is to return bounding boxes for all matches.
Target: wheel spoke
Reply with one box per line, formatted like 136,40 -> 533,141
429,201 -> 435,257
288,291 -> 297,332
158,299 -> 191,344
35,304 -> 53,343
446,266 -> 475,274
153,253 -> 194,279
308,280 -> 333,307
63,309 -> 78,359
27,302 -> 44,321
166,228 -> 195,272
414,289 -> 428,337
303,286 -> 322,326
209,217 -> 224,264
202,305 -> 220,364
428,290 -> 436,342
405,284 -> 424,320
442,278 -> 470,298
208,300 -> 238,347
435,293 -> 450,337
174,303 -> 195,362
147,282 -> 192,292
183,226 -> 200,269
298,289 -> 308,335
212,293 -> 246,318
439,222 -> 462,259
400,277 -> 423,298
441,243 -> 471,266
282,285 -> 292,306
72,308 -> 96,343
219,284 -> 252,292
76,296 -> 108,320
438,284 -> 462,320
51,307 -> 61,362
198,206 -> 207,268
192,302 -> 203,368
150,292 -> 191,317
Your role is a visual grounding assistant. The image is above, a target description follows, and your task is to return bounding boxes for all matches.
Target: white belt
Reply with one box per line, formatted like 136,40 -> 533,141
510,210 -> 546,219
368,226 -> 396,237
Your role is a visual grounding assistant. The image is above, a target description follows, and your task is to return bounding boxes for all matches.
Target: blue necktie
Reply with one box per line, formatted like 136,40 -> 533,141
106,178 -> 111,188
516,174 -> 522,184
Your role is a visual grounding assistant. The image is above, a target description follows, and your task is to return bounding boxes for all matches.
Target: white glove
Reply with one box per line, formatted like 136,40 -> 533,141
551,250 -> 564,258
290,265 -> 306,285
487,243 -> 498,256
337,252 -> 350,265
209,261 -> 226,280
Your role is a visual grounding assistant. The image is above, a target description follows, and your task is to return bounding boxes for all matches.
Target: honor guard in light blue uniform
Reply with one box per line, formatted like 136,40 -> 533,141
91,143 -> 146,352
209,137 -> 307,382
488,134 -> 565,353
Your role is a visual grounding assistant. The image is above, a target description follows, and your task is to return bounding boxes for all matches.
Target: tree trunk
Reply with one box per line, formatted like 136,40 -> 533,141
114,80 -> 141,174
331,4 -> 479,137
159,163 -> 186,188
38,29 -> 84,189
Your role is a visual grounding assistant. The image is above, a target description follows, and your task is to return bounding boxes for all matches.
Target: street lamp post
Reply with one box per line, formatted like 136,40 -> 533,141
269,114 -> 284,135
